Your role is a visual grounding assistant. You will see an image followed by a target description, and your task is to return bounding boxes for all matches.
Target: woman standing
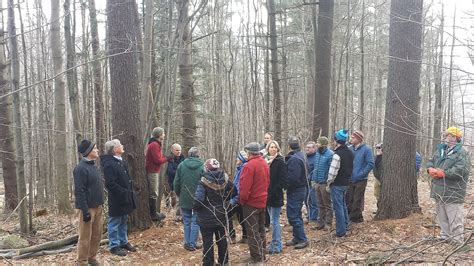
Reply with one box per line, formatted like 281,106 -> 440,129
265,141 -> 287,254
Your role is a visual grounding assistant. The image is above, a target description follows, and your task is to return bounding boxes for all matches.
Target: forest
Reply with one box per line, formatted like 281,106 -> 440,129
0,0 -> 473,264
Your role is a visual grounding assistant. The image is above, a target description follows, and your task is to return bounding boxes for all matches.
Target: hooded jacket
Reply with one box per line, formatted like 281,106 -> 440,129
101,155 -> 136,217
194,170 -> 235,228
427,143 -> 471,203
174,157 -> 204,209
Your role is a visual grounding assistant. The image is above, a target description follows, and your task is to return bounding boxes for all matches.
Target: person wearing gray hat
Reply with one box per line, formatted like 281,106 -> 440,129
285,136 -> 309,249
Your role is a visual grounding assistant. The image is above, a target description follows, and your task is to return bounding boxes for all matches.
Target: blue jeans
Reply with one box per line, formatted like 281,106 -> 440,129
306,186 -> 319,222
287,187 -> 307,242
108,215 -> 129,249
330,185 -> 349,236
267,207 -> 282,252
181,208 -> 200,248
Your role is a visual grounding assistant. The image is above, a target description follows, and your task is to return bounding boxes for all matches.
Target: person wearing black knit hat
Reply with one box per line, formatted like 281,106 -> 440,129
73,139 -> 104,265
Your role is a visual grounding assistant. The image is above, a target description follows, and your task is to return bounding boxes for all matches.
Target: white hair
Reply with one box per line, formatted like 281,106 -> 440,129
104,139 -> 121,155
171,143 -> 182,150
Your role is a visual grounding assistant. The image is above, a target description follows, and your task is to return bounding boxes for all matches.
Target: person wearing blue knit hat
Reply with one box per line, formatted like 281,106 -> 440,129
325,129 -> 354,237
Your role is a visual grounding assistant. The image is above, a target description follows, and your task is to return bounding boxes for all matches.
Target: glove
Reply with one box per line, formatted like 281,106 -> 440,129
427,167 -> 437,176
83,212 -> 91,222
433,168 -> 446,179
326,185 -> 331,193
428,168 -> 445,179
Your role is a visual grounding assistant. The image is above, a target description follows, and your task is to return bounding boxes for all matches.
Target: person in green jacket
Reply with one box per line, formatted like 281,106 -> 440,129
427,127 -> 471,245
174,147 -> 204,251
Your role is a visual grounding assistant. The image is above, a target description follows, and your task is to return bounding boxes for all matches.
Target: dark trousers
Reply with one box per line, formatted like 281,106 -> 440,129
346,180 -> 367,223
228,204 -> 247,239
242,205 -> 266,262
201,226 -> 228,266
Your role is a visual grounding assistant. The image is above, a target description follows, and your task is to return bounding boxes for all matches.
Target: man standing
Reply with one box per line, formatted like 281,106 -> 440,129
239,142 -> 270,263
166,143 -> 185,210
174,147 -> 204,251
73,139 -> 104,266
326,130 -> 354,237
427,127 -> 471,245
305,141 -> 319,225
145,127 -> 168,221
373,143 -> 383,212
346,130 -> 374,223
285,136 -> 309,249
311,137 -> 334,231
101,139 -> 137,256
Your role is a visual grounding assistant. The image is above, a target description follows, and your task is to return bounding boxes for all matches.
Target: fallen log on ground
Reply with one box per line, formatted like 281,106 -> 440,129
13,239 -> 109,260
16,234 -> 79,256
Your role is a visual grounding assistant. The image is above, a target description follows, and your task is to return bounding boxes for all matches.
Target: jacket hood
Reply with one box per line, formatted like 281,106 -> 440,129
100,154 -> 119,167
201,170 -> 229,190
183,157 -> 204,170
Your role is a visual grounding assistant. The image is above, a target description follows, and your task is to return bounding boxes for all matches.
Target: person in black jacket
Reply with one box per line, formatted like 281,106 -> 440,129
285,136 -> 309,249
194,159 -> 235,266
165,143 -> 185,209
264,140 -> 287,254
73,139 -> 104,266
326,129 -> 354,237
101,139 -> 137,257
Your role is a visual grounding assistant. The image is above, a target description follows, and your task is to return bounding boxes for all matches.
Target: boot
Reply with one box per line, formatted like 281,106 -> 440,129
149,198 -> 166,222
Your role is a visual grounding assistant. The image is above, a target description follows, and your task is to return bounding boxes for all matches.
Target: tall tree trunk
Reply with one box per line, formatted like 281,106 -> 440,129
8,0 -> 29,232
88,0 -> 105,151
447,6 -> 456,127
0,8 -> 18,211
177,0 -> 197,154
376,0 -> 423,220
64,0 -> 82,148
141,0 -> 154,134
17,1 -> 35,231
312,0 -> 334,138
51,0 -> 72,214
358,0 -> 365,131
432,4 -> 443,152
267,0 -> 282,144
107,0 -> 151,230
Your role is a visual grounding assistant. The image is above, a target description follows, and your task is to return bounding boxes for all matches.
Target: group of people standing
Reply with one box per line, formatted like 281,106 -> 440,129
72,125 -> 470,265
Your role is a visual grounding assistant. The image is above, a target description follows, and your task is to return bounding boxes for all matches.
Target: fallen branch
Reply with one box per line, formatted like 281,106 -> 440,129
442,232 -> 473,265
16,235 -> 78,255
13,245 -> 76,260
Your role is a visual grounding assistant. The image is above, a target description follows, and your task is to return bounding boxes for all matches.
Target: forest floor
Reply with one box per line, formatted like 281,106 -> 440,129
1,175 -> 473,265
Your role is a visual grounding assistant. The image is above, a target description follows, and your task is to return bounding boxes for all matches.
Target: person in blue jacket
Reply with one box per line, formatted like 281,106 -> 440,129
228,151 -> 248,244
346,130 -> 374,223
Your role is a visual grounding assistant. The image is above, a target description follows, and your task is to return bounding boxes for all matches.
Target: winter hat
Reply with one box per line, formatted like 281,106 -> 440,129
78,139 -> 95,157
334,129 -> 348,144
445,127 -> 462,139
288,136 -> 300,150
317,136 -> 329,147
351,130 -> 364,142
244,142 -> 260,153
204,158 -> 220,172
237,150 -> 248,162
152,127 -> 164,138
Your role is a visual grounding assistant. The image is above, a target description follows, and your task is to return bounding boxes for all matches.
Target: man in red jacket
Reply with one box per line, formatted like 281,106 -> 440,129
239,142 -> 270,263
145,127 -> 168,221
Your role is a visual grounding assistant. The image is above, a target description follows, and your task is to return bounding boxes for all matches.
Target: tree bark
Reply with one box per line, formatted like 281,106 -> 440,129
267,0 -> 282,144
8,0 -> 29,232
107,0 -> 151,230
312,0 -> 334,138
88,0 -> 105,151
64,0 -> 82,148
177,0 -> 197,154
432,4 -> 444,152
51,0 -> 72,214
0,5 -> 18,211
376,0 -> 423,220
